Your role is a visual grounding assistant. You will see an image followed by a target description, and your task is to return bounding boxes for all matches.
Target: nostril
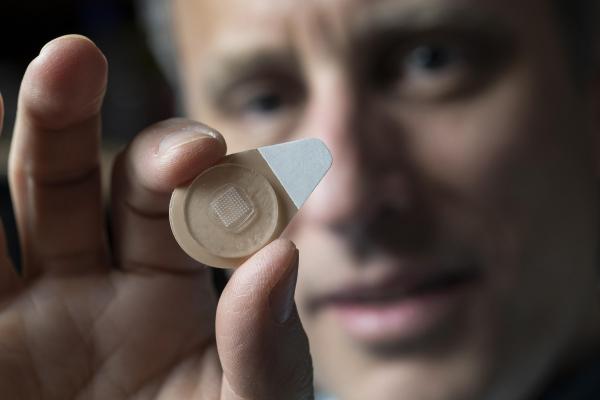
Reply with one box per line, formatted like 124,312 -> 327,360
330,201 -> 435,260
378,173 -> 415,209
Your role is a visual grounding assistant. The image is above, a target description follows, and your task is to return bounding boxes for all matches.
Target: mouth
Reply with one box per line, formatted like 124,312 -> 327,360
313,264 -> 483,344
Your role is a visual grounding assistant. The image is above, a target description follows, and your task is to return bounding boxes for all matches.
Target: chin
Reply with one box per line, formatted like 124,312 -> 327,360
318,357 -> 495,400
303,279 -> 553,400
308,301 -> 566,400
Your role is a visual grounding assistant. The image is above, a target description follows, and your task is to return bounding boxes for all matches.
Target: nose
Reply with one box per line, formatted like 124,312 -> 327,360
297,69 -> 364,224
297,68 -> 418,234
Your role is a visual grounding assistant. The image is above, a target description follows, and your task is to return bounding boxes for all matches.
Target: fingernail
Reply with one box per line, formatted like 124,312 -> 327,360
270,249 -> 299,324
158,129 -> 217,155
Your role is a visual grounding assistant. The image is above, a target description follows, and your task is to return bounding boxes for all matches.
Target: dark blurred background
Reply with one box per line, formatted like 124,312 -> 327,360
0,0 -> 175,264
0,0 -> 173,144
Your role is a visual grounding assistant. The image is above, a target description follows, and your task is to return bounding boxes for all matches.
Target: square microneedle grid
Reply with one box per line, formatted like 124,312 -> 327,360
210,186 -> 255,231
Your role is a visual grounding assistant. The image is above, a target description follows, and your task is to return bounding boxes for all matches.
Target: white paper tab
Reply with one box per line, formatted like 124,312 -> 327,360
258,138 -> 332,209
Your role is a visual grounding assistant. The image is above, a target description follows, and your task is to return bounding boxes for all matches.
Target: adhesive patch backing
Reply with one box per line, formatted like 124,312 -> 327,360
169,138 -> 332,268
258,138 -> 332,208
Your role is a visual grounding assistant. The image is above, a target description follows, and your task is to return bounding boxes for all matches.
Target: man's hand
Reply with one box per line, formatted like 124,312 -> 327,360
0,35 -> 313,399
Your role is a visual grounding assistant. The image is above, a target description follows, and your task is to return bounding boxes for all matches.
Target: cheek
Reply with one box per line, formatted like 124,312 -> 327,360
396,68 -> 580,278
407,68 -> 597,312
405,93 -> 536,196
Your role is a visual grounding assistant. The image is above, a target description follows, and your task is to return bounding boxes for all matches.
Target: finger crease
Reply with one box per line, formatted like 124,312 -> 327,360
39,250 -> 107,274
27,164 -> 101,188
123,200 -> 169,220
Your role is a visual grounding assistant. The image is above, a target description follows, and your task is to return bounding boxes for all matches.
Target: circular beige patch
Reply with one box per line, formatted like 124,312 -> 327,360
182,164 -> 280,258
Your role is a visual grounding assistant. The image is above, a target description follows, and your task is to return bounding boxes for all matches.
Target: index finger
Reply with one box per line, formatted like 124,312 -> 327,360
110,118 -> 227,273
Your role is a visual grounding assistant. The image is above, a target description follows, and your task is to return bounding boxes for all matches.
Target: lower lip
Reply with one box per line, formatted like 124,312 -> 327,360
329,278 -> 479,344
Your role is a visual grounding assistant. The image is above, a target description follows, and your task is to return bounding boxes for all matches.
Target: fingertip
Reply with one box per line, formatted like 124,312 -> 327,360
127,119 -> 228,192
155,118 -> 226,155
21,34 -> 108,130
218,238 -> 298,323
38,34 -> 100,58
153,134 -> 226,190
262,238 -> 297,259
247,238 -> 297,263
232,238 -> 297,287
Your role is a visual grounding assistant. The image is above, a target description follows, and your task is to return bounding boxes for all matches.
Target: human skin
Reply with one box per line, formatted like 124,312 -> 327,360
171,0 -> 600,399
0,37 -> 313,399
0,1 -> 598,400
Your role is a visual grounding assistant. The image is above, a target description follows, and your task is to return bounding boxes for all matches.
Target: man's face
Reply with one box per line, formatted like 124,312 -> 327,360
172,0 -> 600,399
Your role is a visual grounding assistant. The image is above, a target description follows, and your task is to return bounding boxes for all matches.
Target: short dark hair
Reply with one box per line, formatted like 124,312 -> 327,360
552,0 -> 599,80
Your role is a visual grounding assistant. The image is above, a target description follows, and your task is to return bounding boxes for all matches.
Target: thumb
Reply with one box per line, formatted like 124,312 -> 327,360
216,239 -> 314,400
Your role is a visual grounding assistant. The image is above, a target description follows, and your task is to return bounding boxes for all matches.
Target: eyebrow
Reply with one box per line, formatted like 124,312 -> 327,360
202,49 -> 301,99
200,3 -> 514,98
353,4 -> 514,42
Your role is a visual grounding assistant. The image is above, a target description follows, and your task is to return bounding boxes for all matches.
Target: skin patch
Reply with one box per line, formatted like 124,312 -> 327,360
169,138 -> 332,268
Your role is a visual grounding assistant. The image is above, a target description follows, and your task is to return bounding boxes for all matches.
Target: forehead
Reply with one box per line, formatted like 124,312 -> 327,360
175,0 -> 553,46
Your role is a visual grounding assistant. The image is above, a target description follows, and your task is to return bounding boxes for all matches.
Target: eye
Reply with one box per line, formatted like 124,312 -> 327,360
404,45 -> 463,75
373,39 -> 492,101
212,74 -> 306,140
242,89 -> 286,115
218,78 -> 304,121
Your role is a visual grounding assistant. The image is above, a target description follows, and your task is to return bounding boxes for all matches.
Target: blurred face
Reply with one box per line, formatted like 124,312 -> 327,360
172,0 -> 600,399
